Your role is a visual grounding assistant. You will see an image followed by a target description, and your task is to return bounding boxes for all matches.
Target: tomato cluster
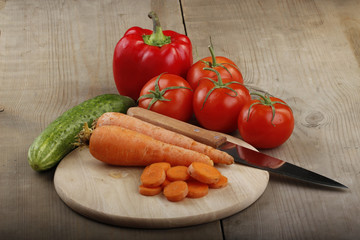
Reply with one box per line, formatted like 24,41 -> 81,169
113,12 -> 294,149
136,44 -> 294,149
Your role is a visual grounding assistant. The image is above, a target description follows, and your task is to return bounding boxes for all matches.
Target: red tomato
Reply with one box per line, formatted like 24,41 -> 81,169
186,45 -> 243,90
138,73 -> 193,122
238,95 -> 294,149
193,70 -> 250,133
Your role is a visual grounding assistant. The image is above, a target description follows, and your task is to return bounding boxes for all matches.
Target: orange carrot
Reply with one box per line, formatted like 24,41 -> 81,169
140,165 -> 166,187
166,166 -> 190,181
163,181 -> 188,202
187,162 -> 221,184
150,162 -> 171,172
139,185 -> 162,196
186,180 -> 209,198
95,112 -> 233,165
89,125 -> 214,166
209,175 -> 228,189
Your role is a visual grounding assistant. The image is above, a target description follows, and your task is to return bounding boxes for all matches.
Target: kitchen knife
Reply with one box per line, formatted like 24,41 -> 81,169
127,107 -> 348,189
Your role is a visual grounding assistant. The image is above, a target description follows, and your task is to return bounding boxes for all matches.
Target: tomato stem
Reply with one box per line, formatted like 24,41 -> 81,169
208,37 -> 218,67
203,67 -> 223,85
248,92 -> 291,126
201,68 -> 244,109
203,37 -> 240,78
250,92 -> 270,104
137,73 -> 192,110
143,11 -> 171,47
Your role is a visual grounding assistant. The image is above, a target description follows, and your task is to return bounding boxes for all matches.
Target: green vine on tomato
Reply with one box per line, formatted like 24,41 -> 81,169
138,73 -> 192,110
201,38 -> 241,77
138,73 -> 194,122
193,67 -> 250,133
200,68 -> 245,109
186,39 -> 243,90
247,92 -> 292,126
238,93 -> 294,149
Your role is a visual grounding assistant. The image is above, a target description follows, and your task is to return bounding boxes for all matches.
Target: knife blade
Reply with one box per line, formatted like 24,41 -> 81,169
127,107 -> 348,189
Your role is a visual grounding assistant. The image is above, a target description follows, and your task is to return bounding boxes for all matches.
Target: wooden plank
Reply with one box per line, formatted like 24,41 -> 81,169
182,0 -> 360,239
0,0 -> 223,239
2,0 -> 360,239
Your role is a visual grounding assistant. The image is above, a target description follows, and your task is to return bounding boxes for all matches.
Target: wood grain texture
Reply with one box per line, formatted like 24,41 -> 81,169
1,0 -> 360,239
182,0 -> 360,239
0,0 -> 222,239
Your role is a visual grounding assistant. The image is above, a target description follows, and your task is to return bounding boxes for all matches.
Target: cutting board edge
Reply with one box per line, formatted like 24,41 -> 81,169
54,169 -> 269,229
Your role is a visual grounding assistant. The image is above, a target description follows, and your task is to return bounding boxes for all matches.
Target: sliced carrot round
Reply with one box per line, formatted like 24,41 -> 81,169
187,162 -> 221,184
166,166 -> 190,181
139,185 -> 162,196
163,181 -> 188,202
186,180 -> 209,198
209,175 -> 228,189
150,162 -> 171,172
140,165 -> 166,187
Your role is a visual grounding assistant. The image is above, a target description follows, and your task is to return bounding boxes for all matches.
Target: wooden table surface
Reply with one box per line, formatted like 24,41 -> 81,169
1,0 -> 359,239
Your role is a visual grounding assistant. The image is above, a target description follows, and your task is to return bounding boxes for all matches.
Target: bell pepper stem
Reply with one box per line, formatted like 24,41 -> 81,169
148,11 -> 161,32
143,11 -> 171,47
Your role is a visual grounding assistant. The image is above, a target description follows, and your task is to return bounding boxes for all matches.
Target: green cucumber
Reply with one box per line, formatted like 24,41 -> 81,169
28,94 -> 135,171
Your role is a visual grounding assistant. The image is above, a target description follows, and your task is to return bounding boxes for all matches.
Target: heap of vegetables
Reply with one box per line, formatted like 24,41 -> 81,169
28,11 -> 295,202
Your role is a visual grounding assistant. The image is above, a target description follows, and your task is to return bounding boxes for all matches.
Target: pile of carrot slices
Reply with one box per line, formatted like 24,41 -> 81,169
139,161 -> 228,202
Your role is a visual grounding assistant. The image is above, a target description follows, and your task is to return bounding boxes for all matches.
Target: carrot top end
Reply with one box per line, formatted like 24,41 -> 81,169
73,122 -> 93,147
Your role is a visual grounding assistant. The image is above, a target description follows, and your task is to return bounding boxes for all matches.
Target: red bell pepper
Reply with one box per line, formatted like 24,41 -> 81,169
113,11 -> 193,100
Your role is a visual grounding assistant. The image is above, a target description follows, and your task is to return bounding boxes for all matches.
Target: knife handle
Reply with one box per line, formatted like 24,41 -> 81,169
127,107 -> 227,148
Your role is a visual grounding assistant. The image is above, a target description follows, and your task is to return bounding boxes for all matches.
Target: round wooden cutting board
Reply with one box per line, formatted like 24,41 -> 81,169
54,147 -> 269,228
